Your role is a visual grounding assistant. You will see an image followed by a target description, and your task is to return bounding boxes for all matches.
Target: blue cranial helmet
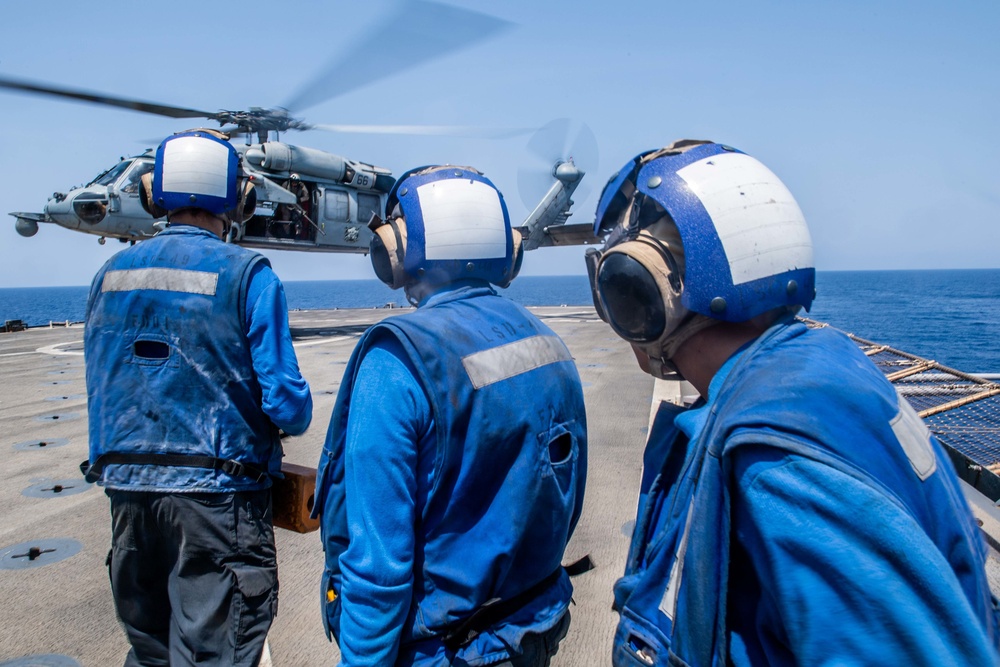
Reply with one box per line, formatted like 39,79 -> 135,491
140,129 -> 256,225
590,140 -> 815,328
370,165 -> 522,290
152,130 -> 240,216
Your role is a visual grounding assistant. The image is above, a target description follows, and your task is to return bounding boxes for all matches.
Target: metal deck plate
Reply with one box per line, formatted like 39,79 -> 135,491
12,438 -> 70,451
0,655 -> 81,667
21,479 -> 91,499
0,539 -> 83,570
33,413 -> 81,423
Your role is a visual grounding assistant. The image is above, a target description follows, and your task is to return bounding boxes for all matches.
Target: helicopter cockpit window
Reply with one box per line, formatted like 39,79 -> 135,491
324,190 -> 349,222
357,193 -> 381,225
90,160 -> 134,187
119,161 -> 155,194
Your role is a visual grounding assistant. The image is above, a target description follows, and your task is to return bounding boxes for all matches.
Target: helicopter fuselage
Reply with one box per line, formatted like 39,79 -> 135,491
10,129 -> 595,253
234,141 -> 393,254
11,141 -> 395,253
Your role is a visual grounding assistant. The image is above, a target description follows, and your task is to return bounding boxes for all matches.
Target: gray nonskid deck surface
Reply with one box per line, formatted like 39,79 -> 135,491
0,307 -> 653,666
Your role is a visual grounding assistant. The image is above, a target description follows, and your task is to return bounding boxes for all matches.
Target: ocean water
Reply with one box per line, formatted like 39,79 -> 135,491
2,270 -> 997,372
808,269 -> 1000,373
0,276 -> 595,325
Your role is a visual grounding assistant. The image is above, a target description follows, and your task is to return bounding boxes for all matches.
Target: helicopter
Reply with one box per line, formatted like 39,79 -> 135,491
1,1 -> 599,256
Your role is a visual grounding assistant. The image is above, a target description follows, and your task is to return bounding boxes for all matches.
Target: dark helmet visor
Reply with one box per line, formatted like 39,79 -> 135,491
597,252 -> 667,343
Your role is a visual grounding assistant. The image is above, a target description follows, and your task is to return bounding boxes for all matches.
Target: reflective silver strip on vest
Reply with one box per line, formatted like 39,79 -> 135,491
101,268 -> 219,296
659,496 -> 695,621
890,391 -> 938,481
462,335 -> 573,389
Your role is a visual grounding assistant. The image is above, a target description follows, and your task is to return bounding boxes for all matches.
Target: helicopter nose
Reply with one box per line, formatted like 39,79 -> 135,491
45,190 -> 108,229
44,194 -> 73,219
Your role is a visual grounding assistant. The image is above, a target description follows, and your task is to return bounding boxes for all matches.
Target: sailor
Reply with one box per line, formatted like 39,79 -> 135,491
587,140 -> 1000,666
314,165 -> 588,666
83,129 -> 313,666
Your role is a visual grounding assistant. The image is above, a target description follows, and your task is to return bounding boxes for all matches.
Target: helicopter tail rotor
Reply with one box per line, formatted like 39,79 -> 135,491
517,118 -> 599,211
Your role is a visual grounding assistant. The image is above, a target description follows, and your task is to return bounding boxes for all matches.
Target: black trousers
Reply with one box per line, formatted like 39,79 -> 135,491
107,489 -> 277,667
491,611 -> 571,667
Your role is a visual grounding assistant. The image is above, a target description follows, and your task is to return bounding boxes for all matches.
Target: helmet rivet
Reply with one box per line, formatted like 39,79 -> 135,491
454,170 -> 462,177
466,262 -> 475,272
647,176 -> 662,189
189,195 -> 197,203
399,187 -> 408,197
710,297 -> 727,314
786,280 -> 798,295
417,268 -> 425,277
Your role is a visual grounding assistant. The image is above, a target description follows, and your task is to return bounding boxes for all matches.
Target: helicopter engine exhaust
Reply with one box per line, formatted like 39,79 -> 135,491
245,143 -> 394,193
247,143 -> 346,182
15,217 -> 39,237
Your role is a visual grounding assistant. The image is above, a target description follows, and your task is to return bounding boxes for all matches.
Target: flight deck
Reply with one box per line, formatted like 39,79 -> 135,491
2,308 -> 999,666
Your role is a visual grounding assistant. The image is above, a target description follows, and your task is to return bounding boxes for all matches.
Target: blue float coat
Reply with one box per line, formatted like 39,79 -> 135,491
613,318 -> 999,666
315,282 -> 587,666
85,225 -> 312,491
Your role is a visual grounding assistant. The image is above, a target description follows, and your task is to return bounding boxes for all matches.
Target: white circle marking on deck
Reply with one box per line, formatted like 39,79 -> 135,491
35,342 -> 85,357
293,335 -> 352,348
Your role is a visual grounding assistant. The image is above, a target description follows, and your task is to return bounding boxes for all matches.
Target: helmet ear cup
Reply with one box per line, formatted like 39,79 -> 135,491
496,229 -> 524,289
140,171 -> 167,219
369,218 -> 409,289
595,234 -> 686,344
584,247 -> 609,323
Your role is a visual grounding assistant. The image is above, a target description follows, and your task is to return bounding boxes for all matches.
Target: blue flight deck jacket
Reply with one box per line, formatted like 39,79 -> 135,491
315,282 -> 587,666
613,318 -> 999,666
85,226 -> 312,492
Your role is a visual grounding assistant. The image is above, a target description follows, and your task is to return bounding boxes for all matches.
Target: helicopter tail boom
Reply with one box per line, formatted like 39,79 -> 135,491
517,160 -> 601,251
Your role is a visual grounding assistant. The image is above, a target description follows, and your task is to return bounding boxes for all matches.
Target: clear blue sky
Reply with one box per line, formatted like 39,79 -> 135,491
1,0 -> 997,287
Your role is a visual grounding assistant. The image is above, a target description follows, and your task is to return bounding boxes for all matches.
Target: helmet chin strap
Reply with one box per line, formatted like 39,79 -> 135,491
218,215 -> 232,240
403,280 -> 431,307
641,313 -> 721,380
646,356 -> 679,381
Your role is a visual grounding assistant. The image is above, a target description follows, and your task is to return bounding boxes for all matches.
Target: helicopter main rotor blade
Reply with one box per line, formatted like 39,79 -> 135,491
311,123 -> 531,139
0,75 -> 216,120
282,0 -> 513,113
